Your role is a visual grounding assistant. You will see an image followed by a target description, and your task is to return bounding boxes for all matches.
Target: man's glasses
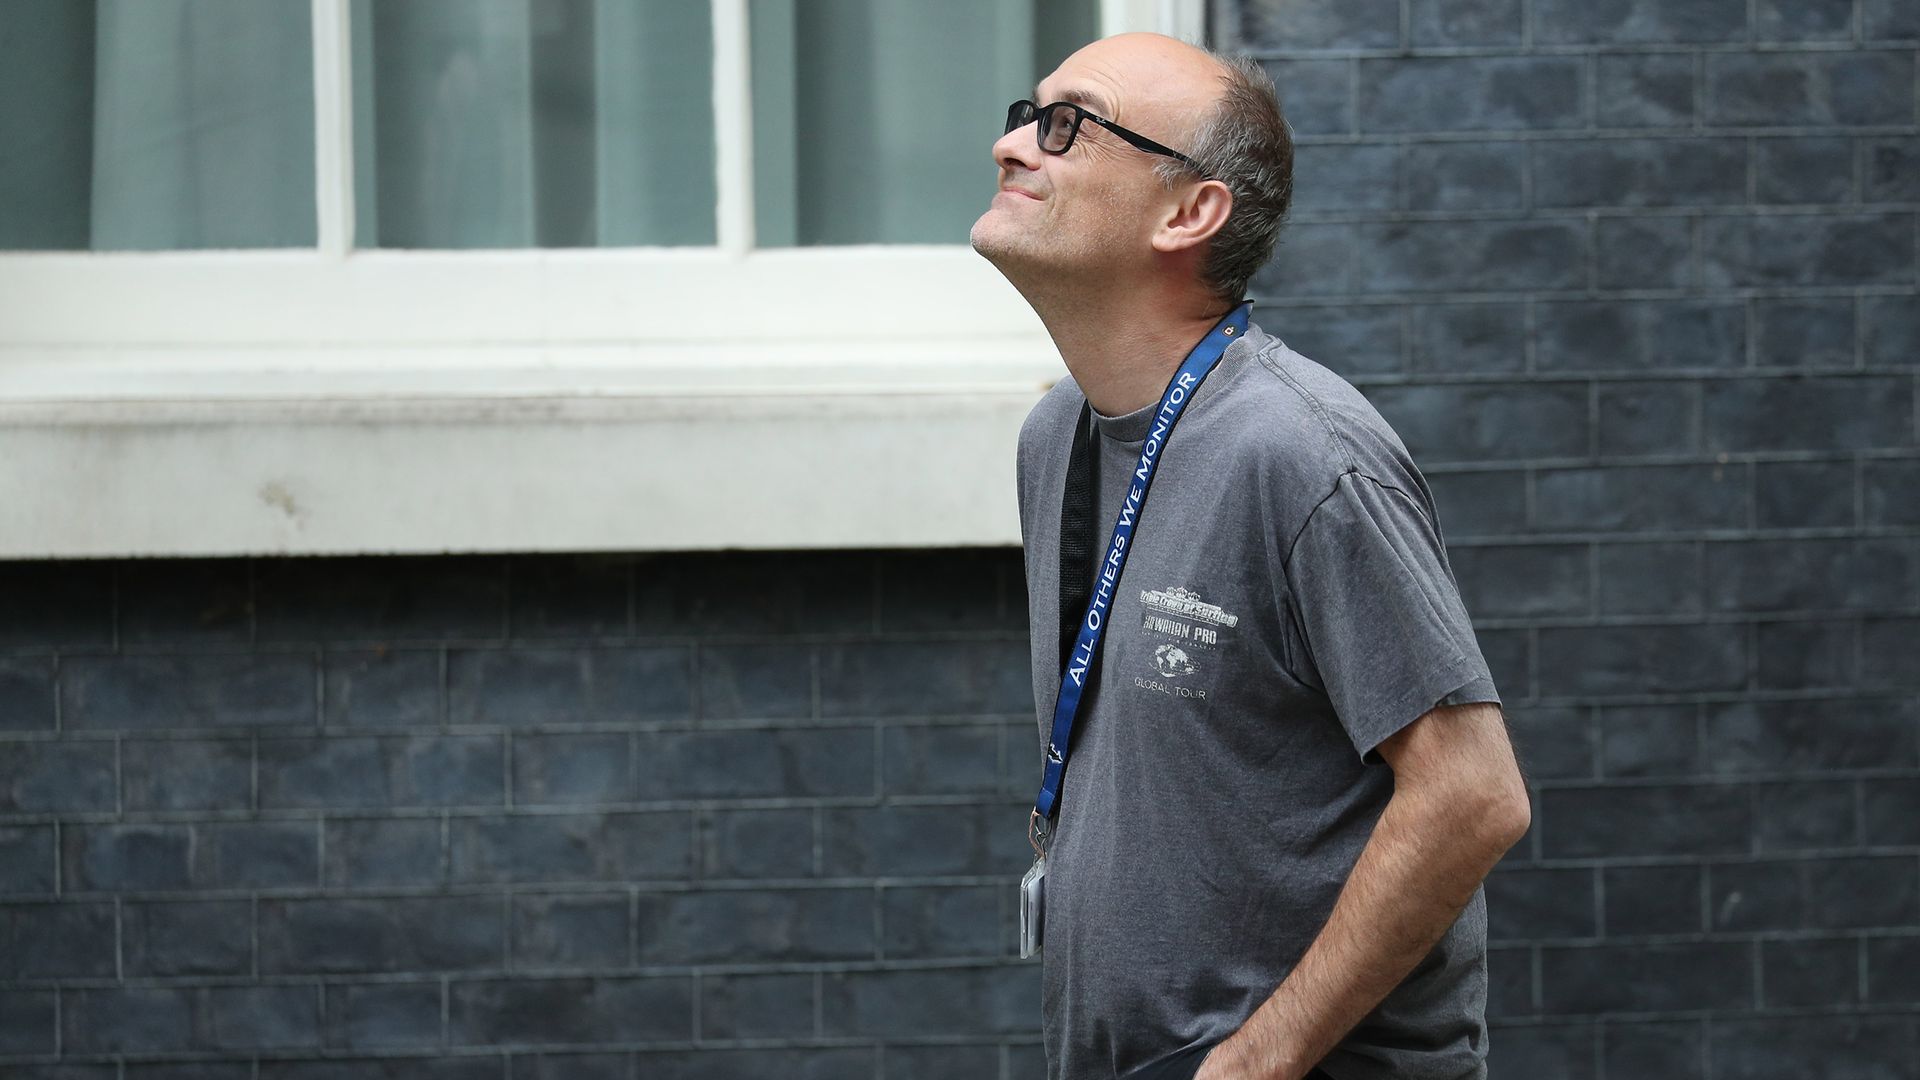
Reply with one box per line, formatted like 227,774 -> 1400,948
1004,99 -> 1207,177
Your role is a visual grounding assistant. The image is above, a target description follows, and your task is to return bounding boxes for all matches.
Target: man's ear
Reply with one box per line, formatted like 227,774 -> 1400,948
1151,179 -> 1233,255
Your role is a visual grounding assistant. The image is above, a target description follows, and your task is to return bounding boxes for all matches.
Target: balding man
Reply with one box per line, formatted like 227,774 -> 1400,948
973,34 -> 1532,1080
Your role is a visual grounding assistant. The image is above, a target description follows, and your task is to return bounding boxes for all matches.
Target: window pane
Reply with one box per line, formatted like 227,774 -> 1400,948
749,0 -> 1096,247
353,0 -> 715,249
0,0 -> 316,251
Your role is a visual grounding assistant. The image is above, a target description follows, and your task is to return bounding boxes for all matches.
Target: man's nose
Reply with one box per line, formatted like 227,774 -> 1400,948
993,124 -> 1042,174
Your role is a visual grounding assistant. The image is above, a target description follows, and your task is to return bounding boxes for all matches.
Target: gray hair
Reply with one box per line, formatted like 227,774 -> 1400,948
1155,53 -> 1294,303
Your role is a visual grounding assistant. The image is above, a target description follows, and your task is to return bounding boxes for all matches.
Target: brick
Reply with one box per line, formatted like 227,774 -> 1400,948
697,808 -> 814,879
1705,376 -> 1912,452
508,555 -> 630,639
1359,57 -> 1583,133
1604,864 -> 1704,935
1535,139 -> 1744,209
1603,1021 -> 1705,1079
261,735 -> 501,810
193,821 -> 321,890
130,1065 -> 253,1080
1705,538 -> 1915,613
1450,544 -> 1588,617
322,648 -> 441,727
1536,464 -> 1748,534
883,1045 -> 1003,1080
883,724 -> 1001,795
448,647 -> 692,726
123,738 -> 252,811
1756,619 -> 1858,690
1862,295 -> 1917,366
1863,617 -> 1920,688
1237,0 -> 1401,49
125,900 -> 250,976
1865,136 -> 1920,202
512,893 -> 629,969
61,987 -> 193,1052
633,550 -> 874,636
1754,137 -> 1855,205
1541,785 -> 1748,857
117,558 -> 252,645
1487,1024 -> 1595,1078
1428,471 -> 1529,538
1700,213 -> 1915,288
1365,221 -> 1589,293
260,896 -> 502,974
1756,298 -> 1855,366
1594,542 -> 1703,616
1597,381 -> 1699,457
881,884 -> 1002,959
1260,60 -> 1352,136
1536,301 -> 1744,374
1708,52 -> 1915,127
1763,938 -> 1861,1007
63,824 -> 192,891
509,1054 -> 629,1080
0,562 -> 112,648
323,981 -> 442,1049
1006,1044 -> 1047,1079
2,901 -> 115,978
1408,304 -> 1525,374
1505,706 -> 1594,780
1710,1015 -> 1918,1077
1707,697 -> 1919,772
1273,304 -> 1404,377
1595,216 -> 1694,290
1755,0 -> 1855,38
1864,0 -> 1920,37
1366,383 -> 1588,463
1754,460 -> 1856,528
1755,779 -> 1858,851
1712,856 -> 1920,930
1540,942 -> 1751,1014
1534,0 -> 1747,42
266,1062 -> 497,1080
0,826 -> 54,893
822,805 -> 1029,878
1401,142 -> 1525,211
1486,946 -> 1533,1017
1865,460 -> 1920,525
636,888 -> 871,963
450,812 -> 691,884
1255,221 -> 1358,297
634,728 -> 874,799
0,740 -> 114,812
0,657 -> 55,731
254,555 -> 505,643
1408,0 -> 1523,45
323,816 -> 443,887
1864,778 -> 1920,844
1486,868 -> 1595,941
1595,54 -> 1696,128
1477,628 -> 1532,700
700,972 -> 815,1039
878,549 -> 1022,633
632,1049 -> 874,1080
0,989 -> 55,1054
61,653 -> 316,731
819,640 -> 1030,718
1598,704 -> 1703,778
697,643 -> 813,721
10,1067 -> 117,1080
822,965 -> 1037,1037
513,732 -> 631,805
1288,144 -> 1397,215
201,985 -> 322,1050
448,977 -> 693,1045
1867,937 -> 1920,1003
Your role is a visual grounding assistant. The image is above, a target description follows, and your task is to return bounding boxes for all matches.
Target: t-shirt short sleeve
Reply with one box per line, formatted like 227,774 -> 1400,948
1283,470 -> 1501,762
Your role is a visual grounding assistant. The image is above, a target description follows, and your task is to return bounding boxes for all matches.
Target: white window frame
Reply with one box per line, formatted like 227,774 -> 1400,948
0,0 -> 1206,559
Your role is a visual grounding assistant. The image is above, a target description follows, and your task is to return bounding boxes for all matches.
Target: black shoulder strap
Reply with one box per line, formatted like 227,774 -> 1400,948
1057,401 -> 1095,677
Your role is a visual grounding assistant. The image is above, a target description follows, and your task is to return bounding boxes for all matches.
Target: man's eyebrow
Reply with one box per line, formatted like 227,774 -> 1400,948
1034,85 -> 1113,115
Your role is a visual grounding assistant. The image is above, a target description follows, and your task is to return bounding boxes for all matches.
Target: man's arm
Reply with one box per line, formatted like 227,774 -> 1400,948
1195,700 -> 1532,1080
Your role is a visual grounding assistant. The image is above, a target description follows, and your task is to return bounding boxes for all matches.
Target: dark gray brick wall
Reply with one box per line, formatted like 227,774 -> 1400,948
2,3 -> 1917,1078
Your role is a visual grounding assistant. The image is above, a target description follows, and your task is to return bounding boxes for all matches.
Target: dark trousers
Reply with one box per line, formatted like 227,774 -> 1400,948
1122,1043 -> 1335,1080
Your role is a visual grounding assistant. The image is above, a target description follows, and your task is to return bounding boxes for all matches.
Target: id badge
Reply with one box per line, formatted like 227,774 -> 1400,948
1019,856 -> 1047,958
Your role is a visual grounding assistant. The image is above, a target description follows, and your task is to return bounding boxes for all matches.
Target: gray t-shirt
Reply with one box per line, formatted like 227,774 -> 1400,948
1015,322 -> 1502,1080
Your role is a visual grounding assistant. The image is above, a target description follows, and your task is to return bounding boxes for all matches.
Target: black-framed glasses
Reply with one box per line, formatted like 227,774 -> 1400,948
1004,99 -> 1207,176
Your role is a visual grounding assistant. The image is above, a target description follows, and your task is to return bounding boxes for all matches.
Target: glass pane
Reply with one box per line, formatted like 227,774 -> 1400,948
353,0 -> 715,249
0,0 -> 316,251
749,0 -> 1096,247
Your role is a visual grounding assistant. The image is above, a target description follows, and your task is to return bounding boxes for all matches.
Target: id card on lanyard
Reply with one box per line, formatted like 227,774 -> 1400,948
1020,301 -> 1251,958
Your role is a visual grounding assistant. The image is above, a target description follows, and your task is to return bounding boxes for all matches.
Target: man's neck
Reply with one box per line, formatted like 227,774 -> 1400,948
1026,279 -> 1234,417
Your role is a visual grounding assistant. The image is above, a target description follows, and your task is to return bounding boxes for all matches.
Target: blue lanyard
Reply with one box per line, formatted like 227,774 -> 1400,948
1033,301 -> 1251,828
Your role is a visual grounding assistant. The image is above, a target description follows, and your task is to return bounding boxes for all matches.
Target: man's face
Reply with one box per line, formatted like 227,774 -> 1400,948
970,36 -> 1219,286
